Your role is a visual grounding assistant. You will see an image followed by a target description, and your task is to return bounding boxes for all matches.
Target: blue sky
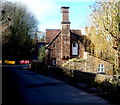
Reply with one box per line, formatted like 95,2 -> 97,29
6,0 -> 95,33
35,1 -> 95,32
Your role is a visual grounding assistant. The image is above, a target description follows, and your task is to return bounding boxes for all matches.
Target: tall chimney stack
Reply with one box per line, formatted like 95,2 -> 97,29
61,7 -> 70,23
61,7 -> 71,60
61,7 -> 70,34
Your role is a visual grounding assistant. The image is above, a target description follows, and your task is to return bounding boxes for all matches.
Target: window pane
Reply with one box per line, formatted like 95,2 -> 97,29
72,43 -> 78,55
101,64 -> 103,67
52,58 -> 56,65
98,68 -> 100,72
73,43 -> 76,47
101,68 -> 103,72
98,63 -> 104,73
53,43 -> 55,47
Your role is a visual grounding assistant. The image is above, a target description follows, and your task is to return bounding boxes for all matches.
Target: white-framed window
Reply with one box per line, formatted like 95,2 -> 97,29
72,42 -> 78,55
52,58 -> 56,65
98,63 -> 104,73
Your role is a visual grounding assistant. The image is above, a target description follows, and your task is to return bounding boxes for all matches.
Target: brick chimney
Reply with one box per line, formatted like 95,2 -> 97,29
61,7 -> 70,34
61,7 -> 71,59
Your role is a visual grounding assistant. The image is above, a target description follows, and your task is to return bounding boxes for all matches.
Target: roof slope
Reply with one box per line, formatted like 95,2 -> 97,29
46,29 -> 60,43
70,30 -> 82,36
46,29 -> 82,44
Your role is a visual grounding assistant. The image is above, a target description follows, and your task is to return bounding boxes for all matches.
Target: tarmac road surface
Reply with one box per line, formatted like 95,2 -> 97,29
2,66 -> 111,104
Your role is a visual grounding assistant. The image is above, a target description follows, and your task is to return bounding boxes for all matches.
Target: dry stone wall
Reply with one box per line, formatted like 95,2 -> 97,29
62,54 -> 113,75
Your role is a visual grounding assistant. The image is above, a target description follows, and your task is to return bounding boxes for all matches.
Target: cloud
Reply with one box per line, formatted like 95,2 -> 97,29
22,0 -> 58,20
3,0 -> 94,32
36,0 -> 96,2
4,0 -> 61,31
49,0 -> 96,2
4,0 -> 58,21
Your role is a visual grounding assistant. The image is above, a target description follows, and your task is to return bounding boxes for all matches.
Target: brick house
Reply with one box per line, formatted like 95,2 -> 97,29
45,7 -> 113,75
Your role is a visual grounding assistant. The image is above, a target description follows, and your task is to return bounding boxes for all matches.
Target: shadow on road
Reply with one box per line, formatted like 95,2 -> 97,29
2,67 -> 26,104
26,82 -> 66,88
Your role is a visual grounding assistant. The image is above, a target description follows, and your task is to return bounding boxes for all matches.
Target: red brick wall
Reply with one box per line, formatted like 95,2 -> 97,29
47,34 -> 62,65
46,33 -> 85,66
61,34 -> 71,58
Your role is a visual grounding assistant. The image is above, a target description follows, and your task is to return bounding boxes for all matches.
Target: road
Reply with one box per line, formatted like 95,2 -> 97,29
2,66 -> 111,104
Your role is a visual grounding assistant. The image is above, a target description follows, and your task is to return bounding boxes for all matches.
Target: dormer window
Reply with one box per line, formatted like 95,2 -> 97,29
72,42 -> 78,55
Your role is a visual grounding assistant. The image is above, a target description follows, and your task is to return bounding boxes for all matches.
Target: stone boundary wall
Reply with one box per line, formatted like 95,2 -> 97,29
95,74 -> 120,84
86,55 -> 113,75
62,54 -> 113,75
49,65 -> 119,85
62,68 -> 120,85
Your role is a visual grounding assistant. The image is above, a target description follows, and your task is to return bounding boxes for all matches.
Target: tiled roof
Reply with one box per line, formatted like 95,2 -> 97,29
46,31 -> 61,48
70,30 -> 82,36
46,29 -> 60,43
46,29 -> 82,43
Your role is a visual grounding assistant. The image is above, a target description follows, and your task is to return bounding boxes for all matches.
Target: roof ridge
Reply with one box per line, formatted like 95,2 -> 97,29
46,29 -> 61,30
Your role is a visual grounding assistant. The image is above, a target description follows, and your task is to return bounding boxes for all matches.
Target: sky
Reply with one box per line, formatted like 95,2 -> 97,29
4,0 -> 95,34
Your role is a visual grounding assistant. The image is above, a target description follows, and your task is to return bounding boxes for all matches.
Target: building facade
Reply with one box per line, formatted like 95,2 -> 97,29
45,7 -> 113,75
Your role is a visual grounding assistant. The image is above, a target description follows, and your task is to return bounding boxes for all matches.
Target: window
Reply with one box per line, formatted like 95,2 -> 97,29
72,42 -> 78,55
53,43 -> 55,47
52,58 -> 56,65
98,63 -> 104,73
73,43 -> 76,47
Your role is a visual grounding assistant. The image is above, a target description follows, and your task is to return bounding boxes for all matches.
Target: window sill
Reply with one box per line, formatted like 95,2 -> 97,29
98,72 -> 105,74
